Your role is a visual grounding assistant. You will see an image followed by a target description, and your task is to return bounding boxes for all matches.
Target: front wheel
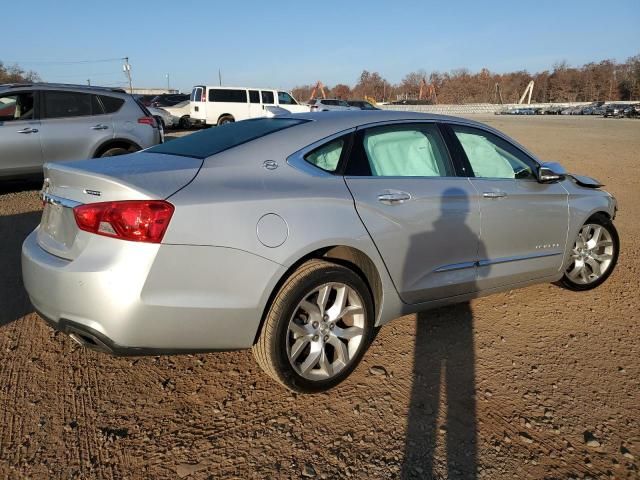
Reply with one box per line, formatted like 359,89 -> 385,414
559,214 -> 619,291
253,259 -> 375,393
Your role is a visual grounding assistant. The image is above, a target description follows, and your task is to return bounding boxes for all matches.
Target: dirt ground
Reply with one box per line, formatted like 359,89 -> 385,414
0,116 -> 638,480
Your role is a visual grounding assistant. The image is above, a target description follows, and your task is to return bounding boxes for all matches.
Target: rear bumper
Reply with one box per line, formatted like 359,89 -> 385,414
22,230 -> 285,354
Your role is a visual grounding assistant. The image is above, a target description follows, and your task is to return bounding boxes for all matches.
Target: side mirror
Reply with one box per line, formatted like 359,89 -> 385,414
537,162 -> 566,183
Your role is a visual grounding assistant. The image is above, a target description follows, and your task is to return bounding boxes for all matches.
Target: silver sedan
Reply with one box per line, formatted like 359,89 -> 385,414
22,111 -> 619,393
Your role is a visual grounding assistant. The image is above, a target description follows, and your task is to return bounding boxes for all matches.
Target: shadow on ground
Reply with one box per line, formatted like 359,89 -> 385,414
0,210 -> 41,326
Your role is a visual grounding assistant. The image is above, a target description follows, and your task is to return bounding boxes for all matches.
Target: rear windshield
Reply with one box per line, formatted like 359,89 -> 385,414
146,118 -> 308,159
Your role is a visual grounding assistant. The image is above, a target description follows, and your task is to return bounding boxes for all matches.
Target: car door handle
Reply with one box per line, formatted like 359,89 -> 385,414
17,127 -> 38,134
377,191 -> 411,205
91,124 -> 109,130
482,191 -> 507,199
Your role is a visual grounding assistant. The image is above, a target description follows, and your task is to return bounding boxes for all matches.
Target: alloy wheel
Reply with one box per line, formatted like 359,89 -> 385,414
566,223 -> 615,285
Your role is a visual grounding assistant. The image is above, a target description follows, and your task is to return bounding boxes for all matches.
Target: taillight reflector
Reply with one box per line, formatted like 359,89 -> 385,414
138,116 -> 157,128
73,200 -> 174,243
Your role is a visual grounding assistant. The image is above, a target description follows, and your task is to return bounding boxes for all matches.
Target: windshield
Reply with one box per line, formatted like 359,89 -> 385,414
146,118 -> 308,159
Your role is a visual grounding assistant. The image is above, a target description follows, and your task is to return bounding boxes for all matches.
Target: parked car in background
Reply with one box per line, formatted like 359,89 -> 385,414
346,100 -> 380,110
308,99 -> 358,111
148,106 -> 179,129
0,83 -> 162,179
190,86 -> 309,126
133,94 -> 158,107
603,104 -> 628,118
22,111 -> 619,393
623,104 -> 639,118
161,100 -> 194,129
150,93 -> 189,108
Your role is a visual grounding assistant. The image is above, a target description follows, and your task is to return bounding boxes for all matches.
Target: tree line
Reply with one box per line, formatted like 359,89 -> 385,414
292,54 -> 640,104
0,62 -> 39,84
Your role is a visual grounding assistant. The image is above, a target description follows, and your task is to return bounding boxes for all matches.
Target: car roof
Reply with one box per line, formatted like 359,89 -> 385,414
0,82 -> 127,95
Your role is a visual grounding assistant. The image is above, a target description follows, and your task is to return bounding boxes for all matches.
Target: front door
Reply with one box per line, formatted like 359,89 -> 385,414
0,91 -> 42,176
447,124 -> 569,290
344,122 -> 480,304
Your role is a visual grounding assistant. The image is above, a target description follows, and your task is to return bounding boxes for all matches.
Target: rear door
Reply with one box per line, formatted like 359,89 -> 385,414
445,123 -> 569,289
344,122 -> 480,304
39,90 -> 114,162
0,90 -> 43,176
247,89 -> 264,118
190,85 -> 206,121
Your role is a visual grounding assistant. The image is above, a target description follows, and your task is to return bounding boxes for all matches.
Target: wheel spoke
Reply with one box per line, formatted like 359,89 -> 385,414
316,285 -> 331,315
328,336 -> 349,364
585,258 -> 601,276
300,300 -> 320,318
327,285 -> 348,320
333,325 -> 363,340
289,337 -> 310,361
596,240 -> 613,248
318,348 -> 333,377
299,342 -> 322,374
592,253 -> 612,262
289,321 -> 313,337
567,263 -> 582,279
586,226 -> 602,249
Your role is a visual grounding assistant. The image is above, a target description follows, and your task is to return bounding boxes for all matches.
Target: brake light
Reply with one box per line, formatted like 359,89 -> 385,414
138,116 -> 157,128
73,200 -> 174,243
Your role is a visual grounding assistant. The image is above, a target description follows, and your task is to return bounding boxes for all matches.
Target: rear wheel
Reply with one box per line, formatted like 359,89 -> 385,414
217,115 -> 234,126
179,116 -> 191,129
559,214 -> 619,291
253,259 -> 375,393
100,147 -> 130,157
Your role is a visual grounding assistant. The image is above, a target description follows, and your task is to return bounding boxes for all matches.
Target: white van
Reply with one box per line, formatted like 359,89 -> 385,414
190,86 -> 309,126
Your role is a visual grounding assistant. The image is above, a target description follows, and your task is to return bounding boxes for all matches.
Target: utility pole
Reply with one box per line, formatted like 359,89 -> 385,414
123,57 -> 133,93
218,69 -> 222,86
87,79 -> 91,86
166,73 -> 170,92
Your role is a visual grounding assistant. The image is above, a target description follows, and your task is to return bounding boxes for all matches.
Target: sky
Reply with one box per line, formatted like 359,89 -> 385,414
3,0 -> 638,93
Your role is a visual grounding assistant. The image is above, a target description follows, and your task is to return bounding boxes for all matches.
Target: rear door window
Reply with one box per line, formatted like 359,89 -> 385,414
208,89 -> 247,103
98,95 -> 125,114
43,91 -> 95,119
261,91 -> 274,104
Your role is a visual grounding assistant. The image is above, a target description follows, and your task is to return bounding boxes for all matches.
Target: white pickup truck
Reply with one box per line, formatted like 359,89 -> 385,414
190,86 -> 309,126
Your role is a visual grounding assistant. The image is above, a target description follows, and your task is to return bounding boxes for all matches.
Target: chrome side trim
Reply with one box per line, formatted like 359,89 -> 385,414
434,261 -> 477,273
477,250 -> 563,267
41,192 -> 82,208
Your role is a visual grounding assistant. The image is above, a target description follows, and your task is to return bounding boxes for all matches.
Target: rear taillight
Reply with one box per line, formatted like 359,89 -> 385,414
138,116 -> 157,128
73,200 -> 174,243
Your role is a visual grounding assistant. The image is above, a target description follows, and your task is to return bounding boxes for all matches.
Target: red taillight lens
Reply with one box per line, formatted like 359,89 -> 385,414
73,200 -> 174,243
138,116 -> 157,128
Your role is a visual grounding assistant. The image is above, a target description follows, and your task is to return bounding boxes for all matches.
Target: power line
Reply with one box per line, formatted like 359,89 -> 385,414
2,57 -> 125,66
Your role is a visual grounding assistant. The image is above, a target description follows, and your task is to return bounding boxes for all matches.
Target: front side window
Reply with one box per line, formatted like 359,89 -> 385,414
451,125 -> 536,179
0,92 -> 34,121
278,91 -> 297,105
357,124 -> 453,177
191,87 -> 204,102
208,89 -> 247,103
305,138 -> 345,173
43,91 -> 94,119
261,91 -> 274,104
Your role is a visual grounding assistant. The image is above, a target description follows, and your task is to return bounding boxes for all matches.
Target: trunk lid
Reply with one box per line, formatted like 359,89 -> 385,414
37,152 -> 202,260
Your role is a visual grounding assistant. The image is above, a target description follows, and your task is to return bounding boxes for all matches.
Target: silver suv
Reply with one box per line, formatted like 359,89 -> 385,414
0,83 -> 162,179
308,98 -> 358,111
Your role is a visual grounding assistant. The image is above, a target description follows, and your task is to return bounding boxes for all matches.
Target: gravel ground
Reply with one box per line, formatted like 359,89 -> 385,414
0,116 -> 638,479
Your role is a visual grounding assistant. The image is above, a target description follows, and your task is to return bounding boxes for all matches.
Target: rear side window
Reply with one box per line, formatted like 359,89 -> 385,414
43,91 -> 95,119
99,95 -> 125,114
249,90 -> 260,103
261,91 -> 274,104
209,89 -> 247,103
146,118 -> 308,159
305,138 -> 345,173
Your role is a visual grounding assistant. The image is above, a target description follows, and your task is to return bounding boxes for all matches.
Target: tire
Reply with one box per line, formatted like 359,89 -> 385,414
558,214 -> 619,291
179,116 -> 191,129
217,115 -> 234,126
100,147 -> 130,157
253,259 -> 375,393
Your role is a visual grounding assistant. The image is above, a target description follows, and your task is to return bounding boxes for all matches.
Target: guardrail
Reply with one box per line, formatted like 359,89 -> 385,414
379,101 -> 636,115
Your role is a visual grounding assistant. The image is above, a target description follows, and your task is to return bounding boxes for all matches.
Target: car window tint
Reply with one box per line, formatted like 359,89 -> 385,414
451,126 -> 535,179
249,90 -> 260,103
278,91 -> 297,105
44,91 -> 93,119
362,124 -> 453,177
305,138 -> 344,173
209,89 -> 247,103
91,95 -> 105,115
261,91 -> 274,104
0,92 -> 34,121
99,95 -> 124,113
146,118 -> 308,159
